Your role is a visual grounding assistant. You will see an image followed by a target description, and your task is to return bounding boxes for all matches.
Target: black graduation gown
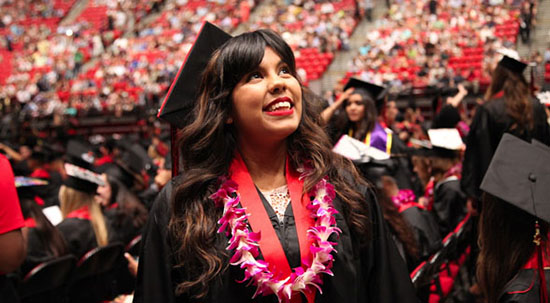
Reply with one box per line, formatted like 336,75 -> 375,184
499,269 -> 550,303
57,218 -> 97,259
433,178 -> 467,236
104,208 -> 142,246
461,97 -> 550,200
133,177 -> 418,303
354,134 -> 421,194
400,205 -> 442,261
20,227 -> 57,275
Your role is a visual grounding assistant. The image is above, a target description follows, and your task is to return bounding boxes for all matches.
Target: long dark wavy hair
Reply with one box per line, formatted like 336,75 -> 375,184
477,193 -> 549,303
485,64 -> 534,131
169,29 -> 371,299
332,89 -> 378,141
104,174 -> 148,228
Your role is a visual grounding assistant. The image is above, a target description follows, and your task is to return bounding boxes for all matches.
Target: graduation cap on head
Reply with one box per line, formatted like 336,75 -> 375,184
64,163 -> 104,194
410,128 -> 463,158
480,134 -> 550,223
157,21 -> 232,128
343,78 -> 387,108
110,148 -> 146,188
65,140 -> 95,170
498,55 -> 528,75
14,176 -> 48,200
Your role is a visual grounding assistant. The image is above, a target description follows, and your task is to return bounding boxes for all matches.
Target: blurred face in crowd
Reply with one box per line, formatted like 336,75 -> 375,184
345,93 -> 366,123
385,100 -> 398,124
154,158 -> 172,189
411,155 -> 432,186
96,174 -> 112,207
230,47 -> 302,146
19,145 -> 32,160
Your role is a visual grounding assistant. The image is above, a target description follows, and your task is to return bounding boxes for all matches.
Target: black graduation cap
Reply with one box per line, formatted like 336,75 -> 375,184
65,140 -> 95,170
498,55 -> 528,75
480,133 -> 550,223
343,77 -> 387,108
111,148 -> 146,188
64,163 -> 104,194
157,21 -> 232,128
14,176 -> 48,200
130,143 -> 153,172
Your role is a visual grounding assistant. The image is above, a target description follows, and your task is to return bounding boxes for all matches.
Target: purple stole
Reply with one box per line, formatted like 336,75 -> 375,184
349,122 -> 393,154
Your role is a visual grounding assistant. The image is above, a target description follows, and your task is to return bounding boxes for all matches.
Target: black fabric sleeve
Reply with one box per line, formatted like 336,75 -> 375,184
362,186 -> 419,303
461,105 -> 494,200
133,182 -> 178,303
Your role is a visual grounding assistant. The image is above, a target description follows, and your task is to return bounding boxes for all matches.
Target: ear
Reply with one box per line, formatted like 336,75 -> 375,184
226,116 -> 233,124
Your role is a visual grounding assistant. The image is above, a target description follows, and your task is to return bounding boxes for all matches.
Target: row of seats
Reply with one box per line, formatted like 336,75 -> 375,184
410,214 -> 474,302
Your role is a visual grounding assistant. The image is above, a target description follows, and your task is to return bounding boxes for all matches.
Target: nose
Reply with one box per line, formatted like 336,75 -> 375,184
268,73 -> 286,94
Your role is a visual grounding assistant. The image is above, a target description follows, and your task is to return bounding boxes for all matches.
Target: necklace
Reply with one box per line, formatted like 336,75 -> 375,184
210,176 -> 341,303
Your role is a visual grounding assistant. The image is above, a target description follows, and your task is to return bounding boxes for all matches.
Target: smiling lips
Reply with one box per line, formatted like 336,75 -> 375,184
264,97 -> 294,116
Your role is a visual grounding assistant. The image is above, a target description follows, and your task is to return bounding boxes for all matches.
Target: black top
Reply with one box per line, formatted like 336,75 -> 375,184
57,218 -> 97,259
133,176 -> 418,303
461,97 -> 550,200
400,205 -> 442,262
433,178 -> 467,236
499,269 -> 550,303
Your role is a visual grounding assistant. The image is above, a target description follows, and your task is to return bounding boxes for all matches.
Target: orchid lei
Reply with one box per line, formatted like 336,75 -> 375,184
210,177 -> 341,303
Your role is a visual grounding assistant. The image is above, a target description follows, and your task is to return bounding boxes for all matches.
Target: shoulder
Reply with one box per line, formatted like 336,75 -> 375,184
499,269 -> 542,303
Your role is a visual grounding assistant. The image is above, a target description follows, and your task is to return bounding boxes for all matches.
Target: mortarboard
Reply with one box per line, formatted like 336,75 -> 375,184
108,148 -> 146,188
480,133 -> 550,223
343,77 -> 387,108
65,140 -> 95,170
498,55 -> 528,75
63,163 -> 104,194
333,134 -> 390,163
157,21 -> 232,128
14,176 -> 49,200
410,128 -> 463,159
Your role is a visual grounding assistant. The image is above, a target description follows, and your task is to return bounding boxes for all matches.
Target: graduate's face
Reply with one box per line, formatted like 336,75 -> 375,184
345,93 -> 366,123
95,174 -> 111,207
230,47 -> 302,145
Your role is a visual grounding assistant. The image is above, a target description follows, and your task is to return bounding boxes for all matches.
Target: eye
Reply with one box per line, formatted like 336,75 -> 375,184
247,71 -> 262,81
279,65 -> 291,75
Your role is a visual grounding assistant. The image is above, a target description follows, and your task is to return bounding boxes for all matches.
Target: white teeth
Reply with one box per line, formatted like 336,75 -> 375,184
268,101 -> 291,111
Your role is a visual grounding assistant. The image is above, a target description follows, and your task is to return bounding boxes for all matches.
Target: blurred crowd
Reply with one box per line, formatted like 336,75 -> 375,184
345,0 -> 537,95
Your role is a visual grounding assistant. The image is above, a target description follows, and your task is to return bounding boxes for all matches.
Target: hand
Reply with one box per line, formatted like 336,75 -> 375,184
466,198 -> 478,216
124,253 -> 138,277
333,87 -> 355,108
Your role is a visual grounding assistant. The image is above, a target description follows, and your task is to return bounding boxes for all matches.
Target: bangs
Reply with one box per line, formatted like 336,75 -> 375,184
217,29 -> 298,91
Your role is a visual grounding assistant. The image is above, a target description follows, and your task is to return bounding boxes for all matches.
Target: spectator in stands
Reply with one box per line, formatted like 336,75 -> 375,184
0,154 -> 26,303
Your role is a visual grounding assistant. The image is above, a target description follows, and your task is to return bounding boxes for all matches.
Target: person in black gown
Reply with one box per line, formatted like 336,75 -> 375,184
134,24 -> 417,303
320,78 -> 419,193
461,55 -> 550,208
57,162 -> 109,259
477,134 -> 550,303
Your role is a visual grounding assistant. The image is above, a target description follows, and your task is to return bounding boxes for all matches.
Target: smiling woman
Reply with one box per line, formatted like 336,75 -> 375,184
134,26 -> 417,303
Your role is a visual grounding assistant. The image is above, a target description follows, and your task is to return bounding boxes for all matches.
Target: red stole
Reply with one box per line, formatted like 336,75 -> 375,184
66,205 -> 92,220
522,242 -> 549,303
24,218 -> 37,228
229,153 -> 316,303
